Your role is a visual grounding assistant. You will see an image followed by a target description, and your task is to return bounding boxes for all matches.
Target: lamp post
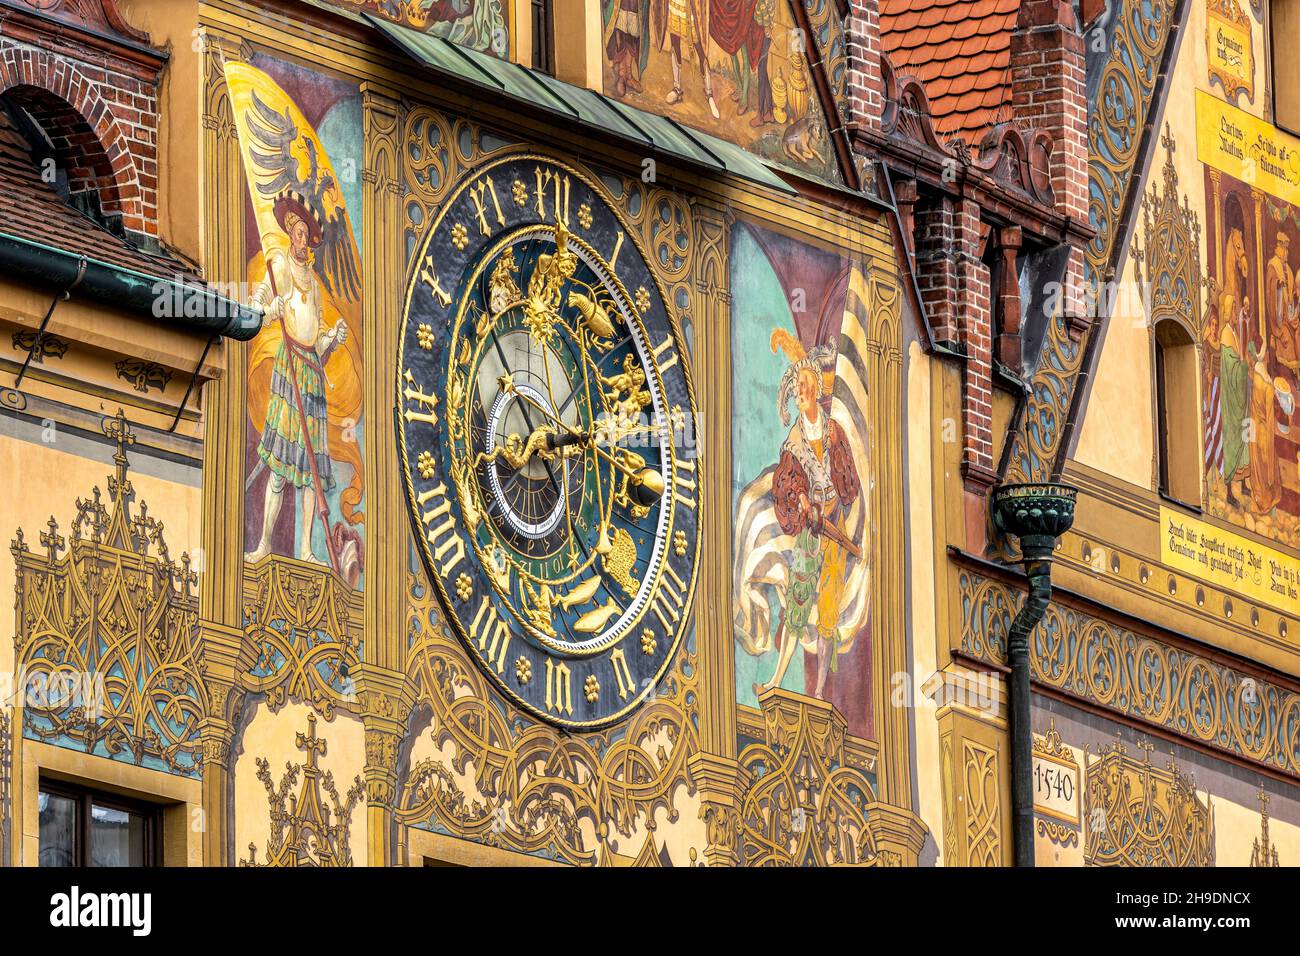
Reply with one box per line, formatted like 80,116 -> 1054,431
990,481 -> 1077,867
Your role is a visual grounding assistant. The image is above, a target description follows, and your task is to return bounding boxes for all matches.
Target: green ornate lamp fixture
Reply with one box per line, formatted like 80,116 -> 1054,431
990,481 -> 1077,868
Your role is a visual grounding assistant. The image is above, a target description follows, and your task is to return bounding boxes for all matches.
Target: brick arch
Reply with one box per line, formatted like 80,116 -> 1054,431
0,47 -> 144,229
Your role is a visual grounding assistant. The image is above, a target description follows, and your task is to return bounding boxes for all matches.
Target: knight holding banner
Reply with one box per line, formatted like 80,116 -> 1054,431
224,61 -> 366,585
245,190 -> 350,564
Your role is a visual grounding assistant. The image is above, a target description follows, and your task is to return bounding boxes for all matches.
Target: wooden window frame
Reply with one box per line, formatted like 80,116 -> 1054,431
1271,0 -> 1300,136
39,778 -> 163,868
531,0 -> 555,75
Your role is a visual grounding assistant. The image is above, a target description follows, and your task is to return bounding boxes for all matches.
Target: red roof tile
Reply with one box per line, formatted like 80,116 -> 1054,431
880,0 -> 1020,147
0,105 -> 204,286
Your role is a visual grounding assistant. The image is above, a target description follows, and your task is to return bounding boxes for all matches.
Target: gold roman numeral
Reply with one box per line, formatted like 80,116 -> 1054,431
545,659 -> 572,715
673,457 -> 697,511
651,333 -> 679,375
419,254 -> 452,307
415,482 -> 465,578
469,596 -> 511,673
534,166 -> 570,224
610,648 -> 632,701
650,562 -> 686,631
467,175 -> 505,236
402,369 -> 439,427
609,230 -> 625,269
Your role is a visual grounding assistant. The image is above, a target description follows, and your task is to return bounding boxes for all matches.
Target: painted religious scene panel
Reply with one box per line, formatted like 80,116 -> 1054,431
731,220 -> 873,738
602,0 -> 843,182
322,0 -> 510,56
1200,157 -> 1300,544
227,55 -> 368,588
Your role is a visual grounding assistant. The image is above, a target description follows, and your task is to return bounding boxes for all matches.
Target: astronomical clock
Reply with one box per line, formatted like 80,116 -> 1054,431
397,153 -> 701,727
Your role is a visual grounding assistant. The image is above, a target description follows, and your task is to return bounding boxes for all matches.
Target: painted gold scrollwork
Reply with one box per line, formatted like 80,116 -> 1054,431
736,689 -> 880,866
403,106 -> 455,259
644,190 -> 693,286
1084,741 -> 1215,866
396,563 -> 699,865
963,740 -> 1001,867
958,571 -> 1300,776
1133,126 -> 1202,335
10,410 -> 207,776
240,712 -> 366,867
241,557 -> 364,717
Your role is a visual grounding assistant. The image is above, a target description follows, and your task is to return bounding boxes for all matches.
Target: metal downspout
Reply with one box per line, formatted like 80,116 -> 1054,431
991,482 -> 1078,867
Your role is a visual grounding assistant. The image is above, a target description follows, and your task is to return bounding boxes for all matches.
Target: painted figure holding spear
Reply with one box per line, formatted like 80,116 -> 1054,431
245,189 -> 349,567
224,60 -> 366,585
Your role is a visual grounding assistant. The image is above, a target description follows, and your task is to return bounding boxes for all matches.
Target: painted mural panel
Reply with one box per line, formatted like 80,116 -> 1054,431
1032,697 -> 1300,868
601,0 -> 842,181
234,702 -> 368,867
6,414 -> 205,776
1200,152 -> 1300,543
226,58 -> 367,587
326,0 -> 509,56
731,221 -> 873,738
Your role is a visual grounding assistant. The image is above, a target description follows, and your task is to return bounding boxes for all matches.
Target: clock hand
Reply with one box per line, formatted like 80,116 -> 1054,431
502,377 -> 664,503
478,424 -> 587,474
486,323 -> 591,571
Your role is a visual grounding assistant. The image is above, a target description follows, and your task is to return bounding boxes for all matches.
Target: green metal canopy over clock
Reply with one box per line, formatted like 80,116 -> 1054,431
397,153 -> 701,727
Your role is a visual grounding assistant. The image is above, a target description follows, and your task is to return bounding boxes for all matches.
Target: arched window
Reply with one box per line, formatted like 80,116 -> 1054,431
1154,319 -> 1201,504
0,86 -> 125,235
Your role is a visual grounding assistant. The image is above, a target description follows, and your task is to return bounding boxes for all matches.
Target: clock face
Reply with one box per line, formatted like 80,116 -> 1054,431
397,154 -> 701,727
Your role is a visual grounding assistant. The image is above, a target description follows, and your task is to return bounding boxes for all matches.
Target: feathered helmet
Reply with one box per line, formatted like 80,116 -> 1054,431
771,329 -> 835,427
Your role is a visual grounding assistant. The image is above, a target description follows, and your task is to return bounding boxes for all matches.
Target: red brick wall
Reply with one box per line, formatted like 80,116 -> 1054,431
1010,0 -> 1089,332
954,198 -> 995,484
845,0 -> 884,135
1011,0 -> 1088,225
914,195 -> 959,346
0,39 -> 160,240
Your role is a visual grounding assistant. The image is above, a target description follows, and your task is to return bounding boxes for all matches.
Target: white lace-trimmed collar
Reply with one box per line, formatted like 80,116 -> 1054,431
798,406 -> 826,443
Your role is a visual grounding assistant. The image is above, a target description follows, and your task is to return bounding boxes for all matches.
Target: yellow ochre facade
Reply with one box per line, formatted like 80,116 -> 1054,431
0,0 -> 1294,868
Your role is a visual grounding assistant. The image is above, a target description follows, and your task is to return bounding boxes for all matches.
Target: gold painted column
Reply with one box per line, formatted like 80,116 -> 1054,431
196,625 -> 245,867
360,83 -> 406,866
867,268 -> 908,801
358,668 -> 408,866
865,258 -> 925,863
685,200 -> 747,865
197,34 -> 249,867
933,682 -> 1011,867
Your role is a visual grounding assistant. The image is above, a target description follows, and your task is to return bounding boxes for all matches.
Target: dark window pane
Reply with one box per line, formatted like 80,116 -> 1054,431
532,0 -> 553,74
38,790 -> 77,867
89,803 -> 146,867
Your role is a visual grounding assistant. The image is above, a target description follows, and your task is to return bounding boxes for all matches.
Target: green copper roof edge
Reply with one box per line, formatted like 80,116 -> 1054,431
0,231 -> 263,341
363,14 -> 796,195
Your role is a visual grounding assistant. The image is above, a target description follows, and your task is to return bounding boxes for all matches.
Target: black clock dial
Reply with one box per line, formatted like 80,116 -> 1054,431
397,154 -> 700,728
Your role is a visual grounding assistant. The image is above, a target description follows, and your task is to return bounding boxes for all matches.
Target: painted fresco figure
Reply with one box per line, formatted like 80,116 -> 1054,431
1219,226 -> 1253,502
1267,232 -> 1300,376
1246,339 -> 1283,513
762,338 -> 860,698
245,193 -> 350,565
606,0 -> 649,95
708,0 -> 764,117
652,0 -> 720,117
